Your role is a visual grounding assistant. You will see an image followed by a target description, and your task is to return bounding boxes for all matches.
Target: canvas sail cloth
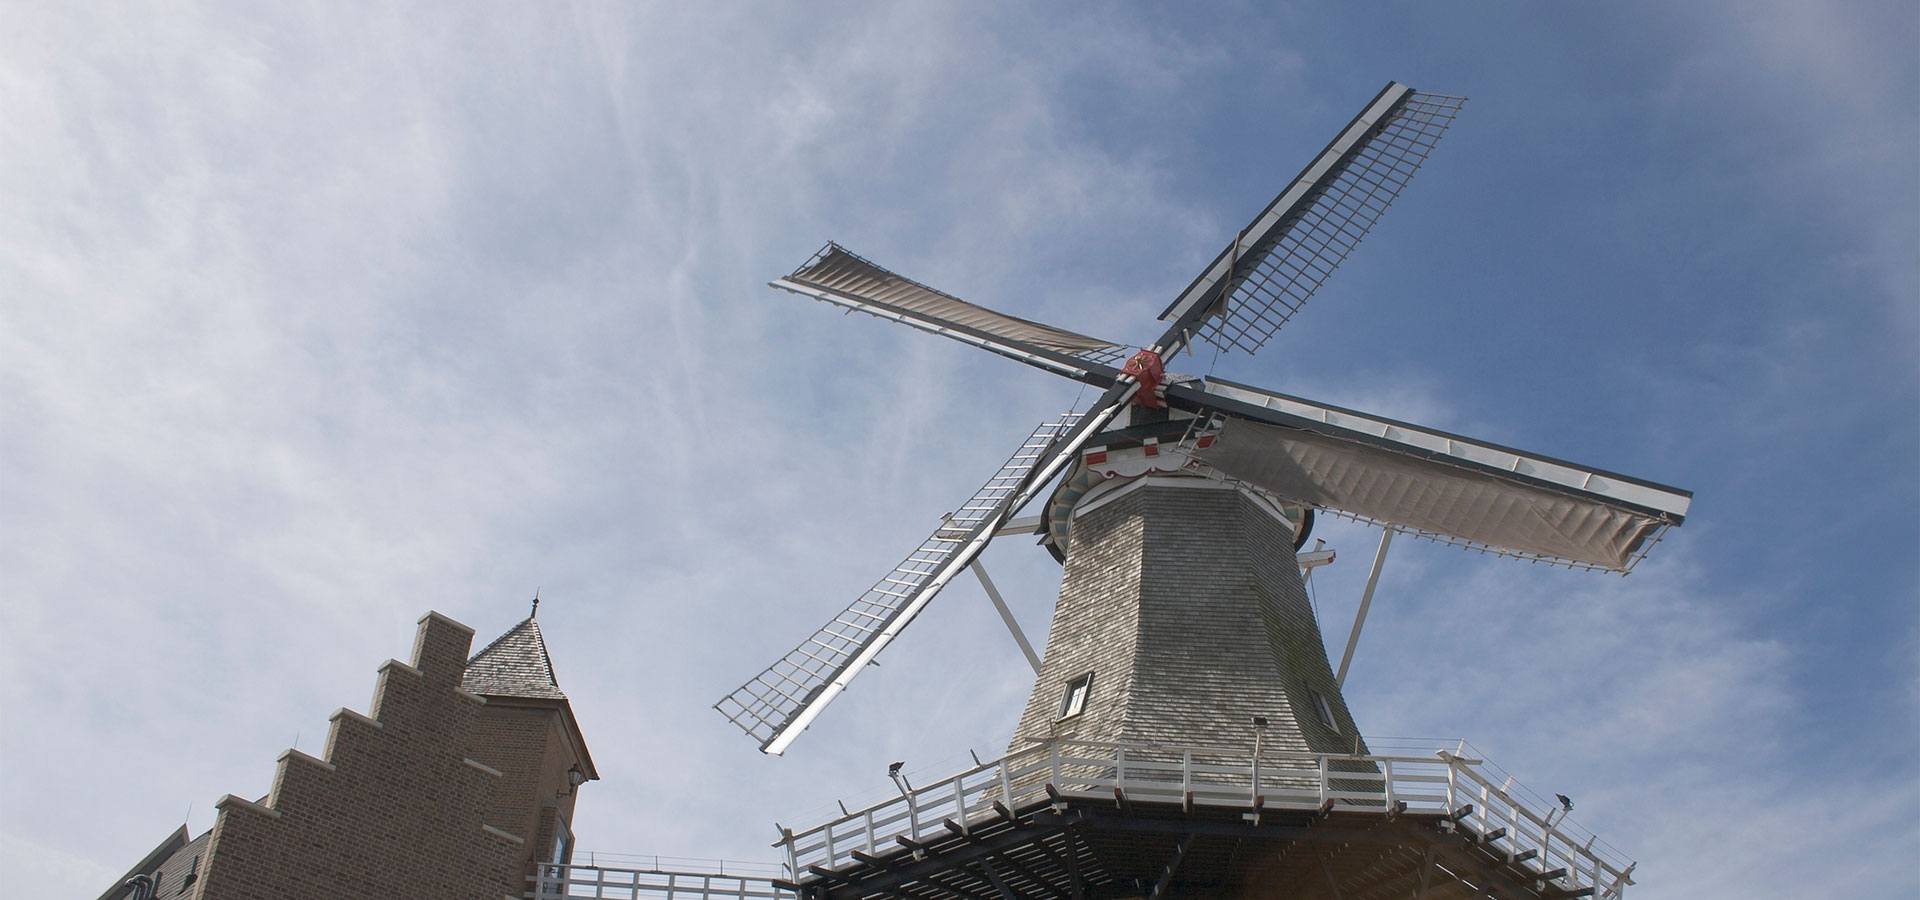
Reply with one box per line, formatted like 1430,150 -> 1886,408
783,243 -> 1128,365
1187,384 -> 1690,572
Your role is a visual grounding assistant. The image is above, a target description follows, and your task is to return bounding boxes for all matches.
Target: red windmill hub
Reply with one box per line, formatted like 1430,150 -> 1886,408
1121,349 -> 1167,409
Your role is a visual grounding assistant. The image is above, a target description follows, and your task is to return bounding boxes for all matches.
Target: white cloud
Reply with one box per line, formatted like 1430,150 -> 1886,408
2,3 -> 1913,899
1331,532 -> 1917,898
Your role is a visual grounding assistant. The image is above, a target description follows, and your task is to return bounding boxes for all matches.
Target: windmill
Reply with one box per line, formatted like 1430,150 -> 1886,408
714,82 -> 1689,898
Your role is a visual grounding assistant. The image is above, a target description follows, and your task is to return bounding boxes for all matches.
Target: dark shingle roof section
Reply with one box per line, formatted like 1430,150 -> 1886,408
462,616 -> 566,701
98,827 -> 209,900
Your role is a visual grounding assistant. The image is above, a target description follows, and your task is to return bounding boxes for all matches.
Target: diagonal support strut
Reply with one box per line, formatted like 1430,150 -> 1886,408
971,560 -> 1042,673
1335,527 -> 1394,687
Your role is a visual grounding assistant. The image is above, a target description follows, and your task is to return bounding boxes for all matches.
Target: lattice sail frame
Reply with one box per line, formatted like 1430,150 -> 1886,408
718,81 -> 1700,755
715,415 -> 1083,748
1173,90 -> 1467,357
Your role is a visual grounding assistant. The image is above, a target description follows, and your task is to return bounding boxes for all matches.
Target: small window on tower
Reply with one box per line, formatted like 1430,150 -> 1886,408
1313,690 -> 1340,734
1060,672 -> 1094,719
551,817 -> 574,866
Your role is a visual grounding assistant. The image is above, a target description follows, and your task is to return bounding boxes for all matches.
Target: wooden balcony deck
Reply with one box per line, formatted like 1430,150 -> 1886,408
533,738 -> 1634,899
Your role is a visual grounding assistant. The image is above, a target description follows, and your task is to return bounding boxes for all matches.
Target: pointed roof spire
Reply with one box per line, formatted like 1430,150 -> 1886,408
463,609 -> 565,701
530,587 -> 540,619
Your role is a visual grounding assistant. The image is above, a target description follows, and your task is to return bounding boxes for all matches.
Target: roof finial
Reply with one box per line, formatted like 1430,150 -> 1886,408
530,588 -> 540,619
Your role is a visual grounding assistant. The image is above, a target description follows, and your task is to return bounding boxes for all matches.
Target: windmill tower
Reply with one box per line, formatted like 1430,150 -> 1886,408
715,82 -> 1689,899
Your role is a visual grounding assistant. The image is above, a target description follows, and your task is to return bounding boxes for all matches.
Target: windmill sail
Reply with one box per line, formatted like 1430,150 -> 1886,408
773,243 -> 1129,383
1175,379 -> 1691,572
723,79 -> 1694,760
1159,84 -> 1467,359
716,414 -> 1084,754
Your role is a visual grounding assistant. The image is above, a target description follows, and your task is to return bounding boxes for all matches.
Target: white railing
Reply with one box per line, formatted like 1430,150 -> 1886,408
778,738 -> 1636,898
529,862 -> 796,899
561,854 -> 786,879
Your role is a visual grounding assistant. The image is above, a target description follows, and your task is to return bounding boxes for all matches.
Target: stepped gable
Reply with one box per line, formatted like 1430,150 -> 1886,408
188,611 -> 525,900
463,614 -> 566,701
99,609 -> 602,900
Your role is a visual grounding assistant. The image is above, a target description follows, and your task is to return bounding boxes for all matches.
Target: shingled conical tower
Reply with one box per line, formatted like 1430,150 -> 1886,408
463,606 -> 600,868
1009,441 -> 1362,762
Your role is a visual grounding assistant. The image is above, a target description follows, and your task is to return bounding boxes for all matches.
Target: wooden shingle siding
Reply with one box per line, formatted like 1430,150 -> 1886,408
1010,482 -> 1368,762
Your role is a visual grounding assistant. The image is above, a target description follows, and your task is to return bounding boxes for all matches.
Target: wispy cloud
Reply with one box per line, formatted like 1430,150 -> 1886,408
2,3 -> 1913,899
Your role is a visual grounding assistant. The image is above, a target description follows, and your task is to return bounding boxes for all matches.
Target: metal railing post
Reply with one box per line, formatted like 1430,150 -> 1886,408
1604,862 -> 1634,900
1540,815 -> 1556,881
1505,800 -> 1521,859
952,775 -> 969,833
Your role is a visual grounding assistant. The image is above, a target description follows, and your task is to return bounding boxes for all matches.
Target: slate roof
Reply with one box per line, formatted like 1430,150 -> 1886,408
462,615 -> 567,701
97,826 -> 209,900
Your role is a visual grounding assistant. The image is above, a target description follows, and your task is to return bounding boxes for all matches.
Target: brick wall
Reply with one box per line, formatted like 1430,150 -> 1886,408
189,612 -> 527,900
466,701 -> 584,868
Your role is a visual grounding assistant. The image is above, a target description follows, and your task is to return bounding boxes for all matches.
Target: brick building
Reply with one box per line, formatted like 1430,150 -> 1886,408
100,608 -> 597,900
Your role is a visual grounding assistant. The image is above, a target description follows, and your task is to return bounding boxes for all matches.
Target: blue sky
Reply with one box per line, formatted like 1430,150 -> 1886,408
3,3 -> 1915,897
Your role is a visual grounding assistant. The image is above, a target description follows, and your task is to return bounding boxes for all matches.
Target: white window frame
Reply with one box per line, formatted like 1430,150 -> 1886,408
1059,672 -> 1094,719
1312,690 -> 1340,733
